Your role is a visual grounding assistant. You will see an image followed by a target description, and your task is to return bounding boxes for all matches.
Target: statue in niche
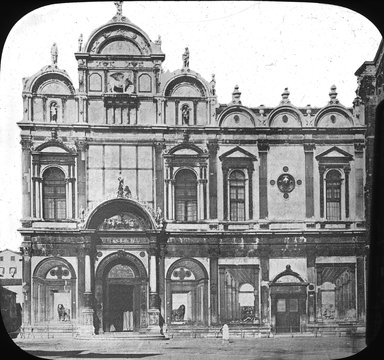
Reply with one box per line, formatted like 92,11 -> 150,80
51,43 -> 58,66
182,47 -> 189,68
50,102 -> 58,122
181,104 -> 191,125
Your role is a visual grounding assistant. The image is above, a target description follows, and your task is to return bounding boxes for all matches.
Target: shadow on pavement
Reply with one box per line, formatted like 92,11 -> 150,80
27,350 -> 161,358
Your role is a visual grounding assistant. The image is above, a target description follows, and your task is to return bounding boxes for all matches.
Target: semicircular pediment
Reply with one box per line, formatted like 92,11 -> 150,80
86,24 -> 152,56
85,198 -> 155,230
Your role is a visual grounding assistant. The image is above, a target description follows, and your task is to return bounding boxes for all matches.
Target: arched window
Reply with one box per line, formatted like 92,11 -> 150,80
326,170 -> 341,220
239,283 -> 254,307
175,169 -> 197,222
43,167 -> 66,220
229,170 -> 246,221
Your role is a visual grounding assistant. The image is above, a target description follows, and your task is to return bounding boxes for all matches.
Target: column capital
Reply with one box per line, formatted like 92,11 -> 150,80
303,142 -> 316,152
257,141 -> 270,152
20,137 -> 34,151
75,138 -> 89,152
206,140 -> 219,154
354,142 -> 365,153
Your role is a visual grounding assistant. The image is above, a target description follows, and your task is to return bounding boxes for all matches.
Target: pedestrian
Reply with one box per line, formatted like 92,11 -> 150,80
222,323 -> 229,345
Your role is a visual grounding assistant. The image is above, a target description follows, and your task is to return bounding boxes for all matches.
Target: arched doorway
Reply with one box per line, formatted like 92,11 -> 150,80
95,251 -> 148,333
270,265 -> 308,333
166,258 -> 208,325
33,257 -> 77,324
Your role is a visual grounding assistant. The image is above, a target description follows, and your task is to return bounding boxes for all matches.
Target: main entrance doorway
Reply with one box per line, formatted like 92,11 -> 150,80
104,271 -> 136,332
270,265 -> 308,333
94,251 -> 148,333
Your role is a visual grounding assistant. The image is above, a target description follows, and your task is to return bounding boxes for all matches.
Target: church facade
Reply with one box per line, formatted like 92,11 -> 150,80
18,6 -> 368,336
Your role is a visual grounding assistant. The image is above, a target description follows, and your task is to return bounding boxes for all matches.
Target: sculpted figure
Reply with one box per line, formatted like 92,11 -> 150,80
51,43 -> 58,65
182,47 -> 189,68
171,304 -> 185,322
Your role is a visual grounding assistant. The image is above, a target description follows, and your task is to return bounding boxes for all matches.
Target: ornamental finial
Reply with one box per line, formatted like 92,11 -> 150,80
232,85 -> 241,104
280,87 -> 290,104
329,85 -> 339,104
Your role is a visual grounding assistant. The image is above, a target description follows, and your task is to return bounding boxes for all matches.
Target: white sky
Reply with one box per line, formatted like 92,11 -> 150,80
0,1 -> 381,251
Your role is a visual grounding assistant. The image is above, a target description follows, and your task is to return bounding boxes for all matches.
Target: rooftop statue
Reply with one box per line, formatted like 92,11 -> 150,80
51,43 -> 58,66
182,47 -> 189,68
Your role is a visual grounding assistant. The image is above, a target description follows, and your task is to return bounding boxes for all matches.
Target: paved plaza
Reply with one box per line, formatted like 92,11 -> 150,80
11,336 -> 368,360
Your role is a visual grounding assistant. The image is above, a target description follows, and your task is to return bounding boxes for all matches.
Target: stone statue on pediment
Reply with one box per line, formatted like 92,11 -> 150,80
182,47 -> 189,68
78,34 -> 83,51
51,43 -> 58,66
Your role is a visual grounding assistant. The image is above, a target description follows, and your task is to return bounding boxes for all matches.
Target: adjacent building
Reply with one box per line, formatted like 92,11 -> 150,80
0,249 -> 23,304
17,5 -> 368,336
355,38 -> 384,343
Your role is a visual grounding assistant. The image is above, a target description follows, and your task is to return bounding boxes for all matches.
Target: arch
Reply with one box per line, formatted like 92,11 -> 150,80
268,106 -> 303,127
85,198 -> 156,230
35,140 -> 76,154
217,106 -> 256,127
271,265 -> 306,284
314,106 -> 354,127
94,251 -> 148,332
168,143 -> 204,156
84,23 -> 154,56
95,251 -> 147,281
166,257 -> 208,281
30,73 -> 75,95
163,75 -> 208,98
33,257 -> 76,279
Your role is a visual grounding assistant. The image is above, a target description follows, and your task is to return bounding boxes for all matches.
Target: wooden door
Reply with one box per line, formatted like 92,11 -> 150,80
275,298 -> 300,333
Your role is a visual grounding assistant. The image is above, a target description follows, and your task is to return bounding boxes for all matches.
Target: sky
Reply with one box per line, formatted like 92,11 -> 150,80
0,1 -> 381,251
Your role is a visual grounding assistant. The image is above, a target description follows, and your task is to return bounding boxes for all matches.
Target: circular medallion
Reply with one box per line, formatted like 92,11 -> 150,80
283,166 -> 289,172
283,193 -> 289,199
139,251 -> 146,258
270,179 -> 276,186
297,179 -> 302,185
277,173 -> 295,193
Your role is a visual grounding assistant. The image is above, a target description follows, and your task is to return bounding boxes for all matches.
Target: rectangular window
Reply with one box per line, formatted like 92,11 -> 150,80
289,299 -> 299,312
0,256 -> 3,261
10,256 -> 15,261
277,299 -> 286,312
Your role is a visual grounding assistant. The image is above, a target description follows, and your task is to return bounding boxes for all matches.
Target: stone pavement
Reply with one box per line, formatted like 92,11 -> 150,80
10,336 -> 369,360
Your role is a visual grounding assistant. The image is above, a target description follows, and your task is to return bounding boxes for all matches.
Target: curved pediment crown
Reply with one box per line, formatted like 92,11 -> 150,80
82,3 -> 163,57
23,44 -> 75,95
